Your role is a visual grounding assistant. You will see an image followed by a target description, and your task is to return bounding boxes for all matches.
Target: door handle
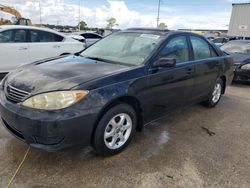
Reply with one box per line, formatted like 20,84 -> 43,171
53,45 -> 60,48
18,47 -> 28,50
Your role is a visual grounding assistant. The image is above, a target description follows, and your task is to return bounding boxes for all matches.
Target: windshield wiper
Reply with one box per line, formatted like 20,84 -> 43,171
82,56 -> 134,66
85,56 -> 106,62
85,56 -> 124,65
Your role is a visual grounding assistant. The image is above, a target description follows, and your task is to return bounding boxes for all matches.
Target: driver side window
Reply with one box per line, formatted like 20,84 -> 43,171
159,36 -> 189,63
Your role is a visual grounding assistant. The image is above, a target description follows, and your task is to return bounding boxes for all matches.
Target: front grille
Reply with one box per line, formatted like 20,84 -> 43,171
4,84 -> 30,103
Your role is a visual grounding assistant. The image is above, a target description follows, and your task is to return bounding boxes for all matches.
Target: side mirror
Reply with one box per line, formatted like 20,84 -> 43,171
154,57 -> 176,68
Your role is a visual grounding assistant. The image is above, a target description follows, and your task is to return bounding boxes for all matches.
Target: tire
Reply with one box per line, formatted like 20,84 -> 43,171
93,103 -> 137,156
203,78 -> 224,108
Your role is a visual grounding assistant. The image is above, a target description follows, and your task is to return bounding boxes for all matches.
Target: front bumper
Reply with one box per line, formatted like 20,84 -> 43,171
234,68 -> 250,83
0,89 -> 101,151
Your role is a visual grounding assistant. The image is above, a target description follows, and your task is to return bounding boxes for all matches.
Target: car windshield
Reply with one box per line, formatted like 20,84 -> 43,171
221,41 -> 250,54
213,38 -> 226,43
81,32 -> 162,66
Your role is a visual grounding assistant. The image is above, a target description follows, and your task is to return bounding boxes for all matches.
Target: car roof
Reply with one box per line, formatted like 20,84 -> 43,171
122,28 -> 200,38
0,25 -> 66,37
213,37 -> 228,39
124,28 -> 170,36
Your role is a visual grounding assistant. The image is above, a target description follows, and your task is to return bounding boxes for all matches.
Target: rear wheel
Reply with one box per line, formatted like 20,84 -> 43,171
203,78 -> 223,108
93,104 -> 137,156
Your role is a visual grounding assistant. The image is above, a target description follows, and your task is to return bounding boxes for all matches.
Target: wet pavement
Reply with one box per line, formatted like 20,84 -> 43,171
0,84 -> 250,188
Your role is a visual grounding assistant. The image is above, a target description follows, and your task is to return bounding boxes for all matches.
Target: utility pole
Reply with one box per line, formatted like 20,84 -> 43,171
156,0 -> 161,27
78,0 -> 81,31
39,1 -> 42,24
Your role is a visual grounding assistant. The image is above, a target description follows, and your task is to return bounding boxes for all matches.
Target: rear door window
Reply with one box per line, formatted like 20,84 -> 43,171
191,36 -> 217,60
30,30 -> 64,42
14,30 -> 27,43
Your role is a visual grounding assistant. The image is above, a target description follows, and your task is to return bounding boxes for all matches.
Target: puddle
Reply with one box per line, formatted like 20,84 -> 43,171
141,130 -> 170,160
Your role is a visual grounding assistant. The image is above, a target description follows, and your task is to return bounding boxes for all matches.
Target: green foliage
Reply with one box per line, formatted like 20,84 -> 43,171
106,17 -> 118,30
158,22 -> 168,29
78,21 -> 87,30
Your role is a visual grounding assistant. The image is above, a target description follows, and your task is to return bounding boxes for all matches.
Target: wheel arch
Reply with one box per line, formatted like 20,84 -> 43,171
91,95 -> 144,144
220,75 -> 226,94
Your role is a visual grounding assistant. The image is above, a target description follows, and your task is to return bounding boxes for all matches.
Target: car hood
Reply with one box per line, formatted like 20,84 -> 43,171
5,55 -> 130,94
230,53 -> 250,65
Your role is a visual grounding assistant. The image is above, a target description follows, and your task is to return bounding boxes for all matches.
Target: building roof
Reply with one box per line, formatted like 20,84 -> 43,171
232,3 -> 250,6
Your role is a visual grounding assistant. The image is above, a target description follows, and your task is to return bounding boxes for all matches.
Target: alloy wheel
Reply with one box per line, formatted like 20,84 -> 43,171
212,83 -> 222,103
104,113 -> 132,150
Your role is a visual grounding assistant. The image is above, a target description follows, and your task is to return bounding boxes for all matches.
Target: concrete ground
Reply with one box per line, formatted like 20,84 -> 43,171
0,84 -> 250,188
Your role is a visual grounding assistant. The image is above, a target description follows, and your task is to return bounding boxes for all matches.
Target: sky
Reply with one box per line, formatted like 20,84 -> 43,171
0,0 -> 248,29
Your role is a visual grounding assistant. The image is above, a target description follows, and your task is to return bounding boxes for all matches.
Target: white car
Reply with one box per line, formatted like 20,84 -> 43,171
79,32 -> 103,47
0,25 -> 85,73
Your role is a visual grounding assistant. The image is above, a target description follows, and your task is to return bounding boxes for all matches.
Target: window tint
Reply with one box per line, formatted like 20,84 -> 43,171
30,30 -> 64,42
0,30 -> 14,43
191,36 -> 214,60
0,30 -> 26,43
159,36 -> 189,63
14,30 -> 26,43
54,33 -> 64,41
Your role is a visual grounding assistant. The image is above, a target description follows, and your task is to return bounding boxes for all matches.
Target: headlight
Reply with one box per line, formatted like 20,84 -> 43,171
22,90 -> 88,110
241,64 -> 250,70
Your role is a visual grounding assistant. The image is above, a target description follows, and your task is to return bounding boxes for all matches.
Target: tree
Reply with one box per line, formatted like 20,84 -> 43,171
106,17 -> 118,30
158,22 -> 168,29
78,21 -> 87,30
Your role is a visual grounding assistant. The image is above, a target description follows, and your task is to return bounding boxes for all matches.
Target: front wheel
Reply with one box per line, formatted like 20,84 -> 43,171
203,78 -> 224,108
93,104 -> 137,156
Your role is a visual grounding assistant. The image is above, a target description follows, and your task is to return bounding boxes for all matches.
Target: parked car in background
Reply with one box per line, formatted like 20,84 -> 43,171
70,35 -> 86,43
0,25 -> 85,74
221,40 -> 250,83
212,37 -> 229,47
205,35 -> 215,41
0,28 -> 234,156
79,32 -> 103,47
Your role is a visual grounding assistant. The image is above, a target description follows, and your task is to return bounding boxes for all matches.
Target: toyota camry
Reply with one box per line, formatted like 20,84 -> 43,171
0,28 -> 234,156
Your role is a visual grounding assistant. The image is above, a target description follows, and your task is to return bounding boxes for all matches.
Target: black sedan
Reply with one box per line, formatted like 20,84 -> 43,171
221,40 -> 250,83
0,28 -> 234,156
